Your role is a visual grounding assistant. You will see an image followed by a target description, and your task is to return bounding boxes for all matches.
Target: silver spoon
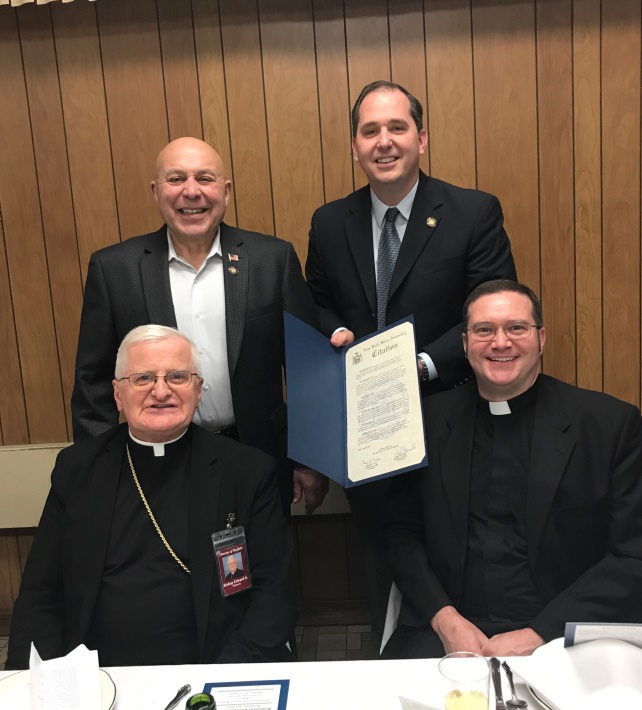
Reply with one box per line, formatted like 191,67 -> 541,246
502,661 -> 527,709
162,684 -> 192,710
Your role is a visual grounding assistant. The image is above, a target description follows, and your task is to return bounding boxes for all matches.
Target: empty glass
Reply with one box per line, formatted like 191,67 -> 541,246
438,652 -> 490,710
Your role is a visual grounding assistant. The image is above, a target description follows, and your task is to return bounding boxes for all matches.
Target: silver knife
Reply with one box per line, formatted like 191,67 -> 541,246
490,657 -> 506,710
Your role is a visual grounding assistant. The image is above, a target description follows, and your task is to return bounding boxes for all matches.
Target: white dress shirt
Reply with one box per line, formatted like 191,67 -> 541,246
168,229 -> 235,430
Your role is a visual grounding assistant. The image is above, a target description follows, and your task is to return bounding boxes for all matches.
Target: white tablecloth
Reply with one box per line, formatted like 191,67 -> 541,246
0,657 -> 533,710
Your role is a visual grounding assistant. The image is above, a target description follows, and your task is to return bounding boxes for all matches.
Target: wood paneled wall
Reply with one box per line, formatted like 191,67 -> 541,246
0,0 -> 641,635
0,0 -> 640,439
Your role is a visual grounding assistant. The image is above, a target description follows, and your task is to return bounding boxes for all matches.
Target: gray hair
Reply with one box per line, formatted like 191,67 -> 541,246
114,325 -> 201,378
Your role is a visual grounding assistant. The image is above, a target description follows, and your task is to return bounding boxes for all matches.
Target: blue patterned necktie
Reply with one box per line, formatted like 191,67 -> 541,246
377,207 -> 401,329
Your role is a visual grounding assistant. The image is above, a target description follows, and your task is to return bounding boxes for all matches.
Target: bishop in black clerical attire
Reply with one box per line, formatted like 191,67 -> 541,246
385,280 -> 642,658
6,325 -> 295,669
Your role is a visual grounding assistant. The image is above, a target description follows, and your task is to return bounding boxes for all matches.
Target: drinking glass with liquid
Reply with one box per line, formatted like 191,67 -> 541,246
438,652 -> 489,710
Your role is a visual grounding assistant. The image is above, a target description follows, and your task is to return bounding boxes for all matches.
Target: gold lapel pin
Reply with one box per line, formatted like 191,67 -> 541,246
426,217 -> 437,228
228,266 -> 238,275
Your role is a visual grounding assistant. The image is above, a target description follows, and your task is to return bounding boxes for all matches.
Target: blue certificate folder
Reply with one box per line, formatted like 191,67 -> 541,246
284,312 -> 427,488
203,679 -> 289,709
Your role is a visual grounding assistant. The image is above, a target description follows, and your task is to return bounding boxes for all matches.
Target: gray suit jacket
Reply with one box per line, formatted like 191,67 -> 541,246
71,224 -> 317,510
388,376 -> 642,641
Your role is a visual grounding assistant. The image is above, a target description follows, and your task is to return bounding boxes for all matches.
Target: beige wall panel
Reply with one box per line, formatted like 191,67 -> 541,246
312,0 -> 354,204
259,0 -> 324,260
19,6 -> 84,439
97,0 -> 169,240
219,0 -> 274,235
51,2 -> 120,279
472,1 -> 540,291
573,0 -> 602,391
0,443 -> 66,528
192,0 -> 237,226
424,0 -> 475,188
157,0 -> 204,142
0,11 -> 67,444
345,0 -> 390,191
536,0 -> 575,385
390,0 -> 429,176
0,220 -> 29,446
601,0 -> 641,405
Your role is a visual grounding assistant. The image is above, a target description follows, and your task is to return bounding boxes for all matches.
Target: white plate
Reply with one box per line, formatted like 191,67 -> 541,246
0,668 -> 115,709
508,637 -> 642,710
526,684 -> 557,710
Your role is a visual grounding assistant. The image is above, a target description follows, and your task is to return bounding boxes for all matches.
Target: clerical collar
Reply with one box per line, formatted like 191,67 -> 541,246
481,378 -> 539,416
128,428 -> 189,457
488,400 -> 511,415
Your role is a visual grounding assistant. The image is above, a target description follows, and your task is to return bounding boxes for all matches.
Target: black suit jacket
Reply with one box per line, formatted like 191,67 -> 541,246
306,171 -> 516,392
388,376 -> 642,641
71,224 -> 317,510
6,424 -> 296,670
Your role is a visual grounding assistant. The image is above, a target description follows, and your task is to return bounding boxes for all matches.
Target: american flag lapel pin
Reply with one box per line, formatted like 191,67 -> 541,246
228,253 -> 239,261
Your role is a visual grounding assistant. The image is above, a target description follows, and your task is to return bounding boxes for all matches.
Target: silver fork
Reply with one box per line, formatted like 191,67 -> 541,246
490,657 -> 506,710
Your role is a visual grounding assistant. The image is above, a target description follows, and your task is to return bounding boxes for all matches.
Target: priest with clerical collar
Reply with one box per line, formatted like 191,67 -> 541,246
6,325 -> 296,670
384,279 -> 642,659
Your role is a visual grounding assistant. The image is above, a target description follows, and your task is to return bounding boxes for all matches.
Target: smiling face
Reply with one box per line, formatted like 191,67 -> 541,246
113,336 -> 202,443
227,555 -> 238,574
352,88 -> 427,205
151,137 -> 231,246
463,291 -> 546,401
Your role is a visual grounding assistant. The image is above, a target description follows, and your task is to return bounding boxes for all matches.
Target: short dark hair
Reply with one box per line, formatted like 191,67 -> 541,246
351,81 -> 424,138
462,280 -> 543,330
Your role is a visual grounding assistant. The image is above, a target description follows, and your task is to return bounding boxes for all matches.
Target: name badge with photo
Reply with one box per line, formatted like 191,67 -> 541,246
212,525 -> 252,597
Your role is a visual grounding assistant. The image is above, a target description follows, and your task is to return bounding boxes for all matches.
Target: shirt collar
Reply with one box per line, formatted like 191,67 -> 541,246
128,427 -> 189,457
370,178 -> 419,228
166,226 -> 221,265
480,377 -> 540,416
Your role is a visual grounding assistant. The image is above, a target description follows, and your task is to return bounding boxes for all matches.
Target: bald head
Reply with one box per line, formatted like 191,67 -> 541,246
151,137 -> 231,249
154,137 -> 227,181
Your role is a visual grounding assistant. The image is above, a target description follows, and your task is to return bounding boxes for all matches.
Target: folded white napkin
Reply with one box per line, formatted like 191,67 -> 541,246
29,644 -> 101,710
509,637 -> 642,710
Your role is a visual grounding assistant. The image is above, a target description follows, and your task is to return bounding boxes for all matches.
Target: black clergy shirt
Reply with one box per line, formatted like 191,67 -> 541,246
459,381 -> 545,634
86,431 -> 198,666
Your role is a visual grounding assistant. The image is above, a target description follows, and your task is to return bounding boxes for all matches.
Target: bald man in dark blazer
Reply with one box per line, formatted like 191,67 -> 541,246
72,138 -> 324,514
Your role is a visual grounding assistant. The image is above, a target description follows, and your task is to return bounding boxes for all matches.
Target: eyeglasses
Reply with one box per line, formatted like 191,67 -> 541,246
116,370 -> 199,390
467,321 -> 540,342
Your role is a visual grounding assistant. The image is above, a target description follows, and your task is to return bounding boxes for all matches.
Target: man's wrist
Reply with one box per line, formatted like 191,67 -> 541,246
431,605 -> 457,633
418,356 -> 430,382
